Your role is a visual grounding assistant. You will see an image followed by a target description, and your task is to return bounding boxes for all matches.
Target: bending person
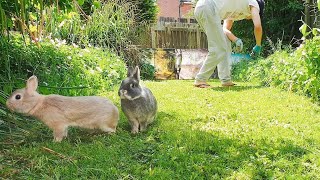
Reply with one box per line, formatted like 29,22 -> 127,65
194,0 -> 265,88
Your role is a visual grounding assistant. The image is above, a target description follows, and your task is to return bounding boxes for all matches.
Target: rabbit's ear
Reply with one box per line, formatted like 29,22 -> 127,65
133,66 -> 140,81
127,67 -> 134,77
26,75 -> 38,94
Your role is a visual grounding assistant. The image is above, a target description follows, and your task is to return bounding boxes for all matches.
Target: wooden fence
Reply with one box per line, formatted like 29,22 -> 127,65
151,20 -> 208,49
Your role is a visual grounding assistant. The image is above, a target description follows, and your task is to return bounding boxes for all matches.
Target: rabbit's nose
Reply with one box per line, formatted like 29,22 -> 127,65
6,102 -> 13,111
120,90 -> 127,95
6,101 -> 10,108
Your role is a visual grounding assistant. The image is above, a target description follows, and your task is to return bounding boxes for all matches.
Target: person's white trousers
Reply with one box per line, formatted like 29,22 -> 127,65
194,0 -> 232,83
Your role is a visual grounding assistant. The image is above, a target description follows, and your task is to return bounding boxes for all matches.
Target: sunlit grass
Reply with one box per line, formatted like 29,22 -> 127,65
1,80 -> 320,179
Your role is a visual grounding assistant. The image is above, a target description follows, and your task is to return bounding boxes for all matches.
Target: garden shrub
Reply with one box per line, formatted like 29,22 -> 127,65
0,36 -> 126,140
130,0 -> 158,23
232,36 -> 320,102
0,36 -> 127,106
0,35 -> 126,142
123,46 -> 156,80
301,36 -> 320,101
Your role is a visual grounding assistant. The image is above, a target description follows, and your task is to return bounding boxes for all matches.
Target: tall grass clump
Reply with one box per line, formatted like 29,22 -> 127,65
48,0 -> 155,77
51,0 -> 142,54
82,0 -> 136,52
45,8 -> 83,44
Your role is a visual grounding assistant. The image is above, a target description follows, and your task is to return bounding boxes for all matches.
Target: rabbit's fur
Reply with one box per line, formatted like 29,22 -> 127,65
118,66 -> 157,133
6,76 -> 119,142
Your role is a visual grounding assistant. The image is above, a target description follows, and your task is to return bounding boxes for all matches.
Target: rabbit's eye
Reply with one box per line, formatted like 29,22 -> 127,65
130,84 -> 135,88
15,95 -> 21,100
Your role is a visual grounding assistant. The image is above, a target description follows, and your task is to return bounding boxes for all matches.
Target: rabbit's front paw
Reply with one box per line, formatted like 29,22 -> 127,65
130,120 -> 139,134
53,127 -> 67,142
53,136 -> 63,142
131,128 -> 139,134
140,122 -> 148,132
100,126 -> 116,134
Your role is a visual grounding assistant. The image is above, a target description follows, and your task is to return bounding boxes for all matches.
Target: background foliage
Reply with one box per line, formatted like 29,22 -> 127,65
80,0 -> 158,23
232,36 -> 320,102
132,0 -> 158,23
0,36 -> 126,100
0,0 -> 157,54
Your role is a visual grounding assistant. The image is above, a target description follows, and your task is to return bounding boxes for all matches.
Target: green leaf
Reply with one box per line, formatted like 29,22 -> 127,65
93,1 -> 101,9
312,28 -> 319,36
7,19 -> 13,28
318,0 -> 320,10
299,24 -> 307,36
77,0 -> 84,6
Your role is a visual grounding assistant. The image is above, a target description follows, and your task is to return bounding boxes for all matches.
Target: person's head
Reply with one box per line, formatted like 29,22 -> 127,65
256,0 -> 265,19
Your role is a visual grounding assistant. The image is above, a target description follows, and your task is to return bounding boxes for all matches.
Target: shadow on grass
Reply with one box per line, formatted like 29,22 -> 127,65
210,85 -> 265,92
0,111 -> 311,179
151,126 -> 309,179
55,111 -> 170,144
143,112 -> 309,178
0,110 -> 169,147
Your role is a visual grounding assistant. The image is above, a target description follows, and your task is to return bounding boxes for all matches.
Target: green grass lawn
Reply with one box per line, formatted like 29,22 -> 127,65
1,80 -> 320,179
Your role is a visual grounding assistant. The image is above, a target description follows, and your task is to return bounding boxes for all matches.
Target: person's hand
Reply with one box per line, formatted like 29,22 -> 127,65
250,45 -> 261,58
234,38 -> 243,52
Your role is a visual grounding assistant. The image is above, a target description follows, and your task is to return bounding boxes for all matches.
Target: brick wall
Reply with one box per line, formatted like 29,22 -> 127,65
157,0 -> 193,19
180,3 -> 193,17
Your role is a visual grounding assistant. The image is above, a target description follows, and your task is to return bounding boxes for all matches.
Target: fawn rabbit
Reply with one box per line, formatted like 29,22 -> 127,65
6,75 -> 119,142
118,66 -> 157,133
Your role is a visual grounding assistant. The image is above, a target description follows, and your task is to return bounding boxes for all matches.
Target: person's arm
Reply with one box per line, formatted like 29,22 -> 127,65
251,6 -> 262,46
223,19 -> 243,52
223,20 -> 238,42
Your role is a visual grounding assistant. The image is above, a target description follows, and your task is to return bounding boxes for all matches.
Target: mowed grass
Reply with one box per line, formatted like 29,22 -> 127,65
1,80 -> 320,179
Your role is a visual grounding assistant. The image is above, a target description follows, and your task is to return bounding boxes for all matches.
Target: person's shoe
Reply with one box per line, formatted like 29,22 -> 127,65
194,83 -> 211,88
194,80 -> 212,88
221,81 -> 236,87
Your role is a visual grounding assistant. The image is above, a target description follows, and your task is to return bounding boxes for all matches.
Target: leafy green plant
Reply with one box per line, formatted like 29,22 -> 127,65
232,35 -> 320,102
0,36 -> 126,96
44,6 -> 83,43
123,46 -> 155,80
0,0 -> 77,40
301,36 -> 320,101
140,62 -> 156,80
